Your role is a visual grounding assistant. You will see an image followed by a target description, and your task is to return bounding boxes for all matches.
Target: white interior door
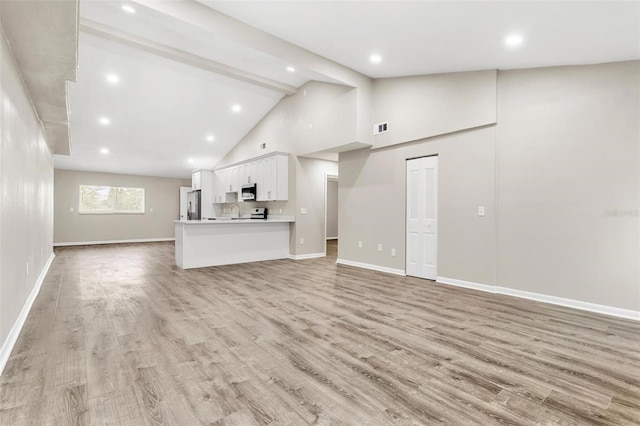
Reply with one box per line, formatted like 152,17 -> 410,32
179,186 -> 191,220
406,156 -> 438,279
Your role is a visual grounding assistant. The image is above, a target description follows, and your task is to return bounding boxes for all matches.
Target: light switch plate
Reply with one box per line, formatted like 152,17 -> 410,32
300,207 -> 307,214
358,241 -> 363,248
478,206 -> 486,216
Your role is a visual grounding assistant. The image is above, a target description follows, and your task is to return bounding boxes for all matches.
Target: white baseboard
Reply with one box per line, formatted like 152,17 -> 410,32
326,237 -> 338,240
0,253 -> 55,376
54,237 -> 175,247
336,258 -> 406,276
437,276 -> 640,321
289,252 -> 326,260
436,276 -> 497,294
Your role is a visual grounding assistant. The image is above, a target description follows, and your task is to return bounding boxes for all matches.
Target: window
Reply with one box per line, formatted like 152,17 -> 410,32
79,185 -> 145,214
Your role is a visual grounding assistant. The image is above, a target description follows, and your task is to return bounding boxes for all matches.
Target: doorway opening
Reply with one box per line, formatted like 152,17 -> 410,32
325,174 -> 339,258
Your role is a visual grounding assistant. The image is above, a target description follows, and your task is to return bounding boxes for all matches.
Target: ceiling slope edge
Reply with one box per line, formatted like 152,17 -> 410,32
133,0 -> 371,89
79,19 -> 297,96
0,0 -> 78,156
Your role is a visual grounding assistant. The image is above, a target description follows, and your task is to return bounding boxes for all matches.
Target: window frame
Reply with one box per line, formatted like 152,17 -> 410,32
78,185 -> 146,215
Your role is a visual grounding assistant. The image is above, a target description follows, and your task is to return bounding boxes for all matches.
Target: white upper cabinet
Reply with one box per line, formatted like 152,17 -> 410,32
212,152 -> 288,203
214,170 -> 224,203
241,161 -> 257,185
191,171 -> 201,190
230,166 -> 240,193
191,169 -> 214,218
256,154 -> 288,201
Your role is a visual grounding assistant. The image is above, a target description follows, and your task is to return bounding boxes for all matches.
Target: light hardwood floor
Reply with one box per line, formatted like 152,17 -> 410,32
1,241 -> 639,425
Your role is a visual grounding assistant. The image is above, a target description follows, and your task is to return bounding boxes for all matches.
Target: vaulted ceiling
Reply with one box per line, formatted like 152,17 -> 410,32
10,0 -> 638,178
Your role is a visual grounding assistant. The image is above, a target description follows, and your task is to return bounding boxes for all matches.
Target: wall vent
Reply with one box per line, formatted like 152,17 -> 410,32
373,121 -> 389,135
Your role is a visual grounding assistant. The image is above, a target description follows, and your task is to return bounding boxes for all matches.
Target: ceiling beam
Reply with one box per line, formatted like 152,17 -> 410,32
132,0 -> 371,89
79,18 -> 298,96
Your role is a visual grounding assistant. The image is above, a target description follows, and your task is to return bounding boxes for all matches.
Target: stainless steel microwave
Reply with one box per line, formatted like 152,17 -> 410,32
241,183 -> 256,200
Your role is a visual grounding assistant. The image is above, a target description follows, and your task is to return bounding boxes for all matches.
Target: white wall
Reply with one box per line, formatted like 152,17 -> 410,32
338,60 -> 639,313
340,127 -> 497,284
372,70 -> 497,149
54,169 -> 190,244
294,158 -> 338,255
0,26 -> 54,369
496,61 -> 639,310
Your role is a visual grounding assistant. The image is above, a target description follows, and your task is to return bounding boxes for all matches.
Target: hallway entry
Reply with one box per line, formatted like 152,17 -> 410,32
325,174 -> 338,257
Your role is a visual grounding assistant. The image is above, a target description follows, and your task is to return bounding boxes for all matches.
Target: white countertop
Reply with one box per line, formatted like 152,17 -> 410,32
175,216 -> 295,224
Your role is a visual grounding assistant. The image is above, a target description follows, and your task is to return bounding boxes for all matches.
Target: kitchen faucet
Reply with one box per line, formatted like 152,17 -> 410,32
230,203 -> 240,218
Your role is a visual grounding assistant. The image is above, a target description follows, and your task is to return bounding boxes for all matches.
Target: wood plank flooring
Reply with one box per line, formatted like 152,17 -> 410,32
1,240 -> 639,425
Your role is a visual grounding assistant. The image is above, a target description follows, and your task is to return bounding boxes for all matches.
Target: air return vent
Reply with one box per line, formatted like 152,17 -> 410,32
373,121 -> 389,135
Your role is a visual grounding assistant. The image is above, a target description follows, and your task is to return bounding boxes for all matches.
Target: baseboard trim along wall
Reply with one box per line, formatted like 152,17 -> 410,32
54,237 -> 175,247
0,253 -> 55,376
437,276 -> 640,321
289,253 -> 326,260
326,237 -> 338,240
336,258 -> 406,276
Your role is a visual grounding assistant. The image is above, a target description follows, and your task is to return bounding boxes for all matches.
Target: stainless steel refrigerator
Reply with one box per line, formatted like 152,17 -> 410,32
187,190 -> 201,220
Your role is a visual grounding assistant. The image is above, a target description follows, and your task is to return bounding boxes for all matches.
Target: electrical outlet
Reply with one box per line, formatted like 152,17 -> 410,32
358,241 -> 362,248
149,208 -> 154,213
308,123 -> 313,130
377,244 -> 382,252
391,248 -> 396,257
279,209 -> 282,214
478,206 -> 486,216
300,238 -> 304,245
300,207 -> 307,214
69,207 -> 74,212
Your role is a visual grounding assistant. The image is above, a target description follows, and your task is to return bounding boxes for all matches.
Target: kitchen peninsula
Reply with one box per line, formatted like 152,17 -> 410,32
174,217 -> 295,269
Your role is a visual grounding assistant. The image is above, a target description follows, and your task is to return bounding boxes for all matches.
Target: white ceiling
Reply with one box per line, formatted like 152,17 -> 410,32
206,1 -> 640,78
55,0 -> 640,178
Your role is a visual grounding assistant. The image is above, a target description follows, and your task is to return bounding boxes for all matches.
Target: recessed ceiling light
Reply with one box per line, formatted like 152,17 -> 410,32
286,66 -> 296,72
231,104 -> 242,113
505,35 -> 523,47
100,147 -> 109,155
121,5 -> 136,14
370,54 -> 382,64
99,117 -> 110,126
106,74 -> 119,84
206,135 -> 215,142
188,158 -> 195,164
